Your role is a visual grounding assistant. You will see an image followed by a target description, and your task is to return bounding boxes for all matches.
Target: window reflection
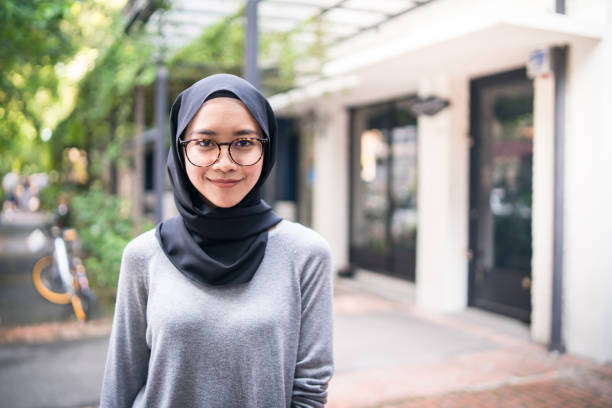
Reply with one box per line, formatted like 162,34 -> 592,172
478,84 -> 533,272
351,106 -> 388,254
350,98 -> 418,280
391,124 -> 417,246
360,129 -> 385,183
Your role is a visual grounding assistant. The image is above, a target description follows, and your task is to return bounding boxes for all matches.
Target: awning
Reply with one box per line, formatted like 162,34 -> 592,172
270,7 -> 605,110
126,0 -> 439,61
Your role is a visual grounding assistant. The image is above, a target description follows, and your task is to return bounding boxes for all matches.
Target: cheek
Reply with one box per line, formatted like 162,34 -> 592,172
246,162 -> 264,186
185,163 -> 199,185
184,162 -> 207,195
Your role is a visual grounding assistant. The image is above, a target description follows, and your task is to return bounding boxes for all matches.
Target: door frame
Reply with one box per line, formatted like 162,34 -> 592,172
468,67 -> 533,322
347,96 -> 418,282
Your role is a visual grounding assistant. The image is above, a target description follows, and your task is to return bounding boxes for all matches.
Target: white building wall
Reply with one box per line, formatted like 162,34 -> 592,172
327,0 -> 556,73
566,0 -> 608,24
447,78 -> 471,311
416,75 -> 470,312
602,1 -> 612,365
311,100 -> 349,272
564,5 -> 612,362
531,74 -> 555,345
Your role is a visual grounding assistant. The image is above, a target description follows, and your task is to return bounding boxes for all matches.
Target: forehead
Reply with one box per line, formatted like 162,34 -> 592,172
188,97 -> 257,127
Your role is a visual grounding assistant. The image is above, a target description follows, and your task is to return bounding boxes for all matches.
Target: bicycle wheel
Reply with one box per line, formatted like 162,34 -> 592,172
32,255 -> 71,304
71,291 -> 89,322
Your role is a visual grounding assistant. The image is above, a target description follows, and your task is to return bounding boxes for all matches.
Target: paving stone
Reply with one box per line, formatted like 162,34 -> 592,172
329,280 -> 612,408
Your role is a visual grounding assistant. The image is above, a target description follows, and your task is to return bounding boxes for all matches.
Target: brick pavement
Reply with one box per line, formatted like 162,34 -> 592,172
0,318 -> 112,345
329,280 -> 612,408
380,367 -> 612,408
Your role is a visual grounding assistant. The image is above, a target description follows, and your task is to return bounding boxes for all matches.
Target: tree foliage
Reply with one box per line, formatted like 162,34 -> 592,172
3,1 -> 328,181
52,30 -> 156,178
71,184 -> 152,289
169,7 -> 327,97
0,0 -> 79,174
169,14 -> 244,81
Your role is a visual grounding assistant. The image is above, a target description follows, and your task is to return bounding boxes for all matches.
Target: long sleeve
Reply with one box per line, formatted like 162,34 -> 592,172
100,240 -> 151,408
292,243 -> 334,407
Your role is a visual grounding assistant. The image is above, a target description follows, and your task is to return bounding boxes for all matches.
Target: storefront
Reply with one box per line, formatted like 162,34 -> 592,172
270,0 -> 612,363
349,98 -> 418,281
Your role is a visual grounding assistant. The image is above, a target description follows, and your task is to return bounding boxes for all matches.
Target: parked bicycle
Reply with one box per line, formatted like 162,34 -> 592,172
31,210 -> 92,321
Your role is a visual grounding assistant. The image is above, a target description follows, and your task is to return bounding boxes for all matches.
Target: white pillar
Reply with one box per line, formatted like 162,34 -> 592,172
312,101 -> 349,272
531,74 -> 555,344
416,75 -> 470,312
564,33 -> 612,362
603,2 -> 612,364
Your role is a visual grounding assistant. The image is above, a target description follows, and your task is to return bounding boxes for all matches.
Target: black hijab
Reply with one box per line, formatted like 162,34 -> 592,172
155,74 -> 282,286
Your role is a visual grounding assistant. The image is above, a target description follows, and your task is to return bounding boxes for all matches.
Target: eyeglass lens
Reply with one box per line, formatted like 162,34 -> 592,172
185,138 -> 263,166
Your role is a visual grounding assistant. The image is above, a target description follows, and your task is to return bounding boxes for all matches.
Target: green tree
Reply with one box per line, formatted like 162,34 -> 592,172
52,31 -> 156,185
0,0 -> 79,174
169,6 -> 328,96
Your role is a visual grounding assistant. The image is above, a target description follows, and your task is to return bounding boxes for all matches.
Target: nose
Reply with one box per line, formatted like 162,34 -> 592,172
211,145 -> 237,171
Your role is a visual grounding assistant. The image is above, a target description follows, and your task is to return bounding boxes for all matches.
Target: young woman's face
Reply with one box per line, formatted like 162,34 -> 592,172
183,97 -> 264,208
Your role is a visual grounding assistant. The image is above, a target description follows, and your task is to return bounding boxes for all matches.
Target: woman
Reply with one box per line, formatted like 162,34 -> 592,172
100,74 -> 334,407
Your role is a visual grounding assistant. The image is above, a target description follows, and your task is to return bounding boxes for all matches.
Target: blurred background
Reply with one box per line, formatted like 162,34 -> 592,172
1,0 -> 611,407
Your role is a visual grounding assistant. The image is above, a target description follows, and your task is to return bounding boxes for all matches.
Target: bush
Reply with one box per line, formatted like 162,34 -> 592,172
39,181 -> 80,214
39,181 -> 65,212
70,186 -> 153,290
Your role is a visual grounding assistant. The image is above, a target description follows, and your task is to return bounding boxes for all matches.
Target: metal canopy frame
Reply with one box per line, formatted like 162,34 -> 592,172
128,0 -> 437,59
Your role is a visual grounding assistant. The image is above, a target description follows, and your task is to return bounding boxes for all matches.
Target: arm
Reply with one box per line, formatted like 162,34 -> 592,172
100,241 -> 150,408
292,244 -> 334,407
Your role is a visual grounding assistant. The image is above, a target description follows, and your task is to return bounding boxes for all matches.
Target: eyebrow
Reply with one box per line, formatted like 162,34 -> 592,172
189,129 -> 259,137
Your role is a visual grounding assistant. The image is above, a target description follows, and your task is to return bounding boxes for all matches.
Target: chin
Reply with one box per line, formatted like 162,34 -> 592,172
206,195 -> 241,209
214,201 -> 237,208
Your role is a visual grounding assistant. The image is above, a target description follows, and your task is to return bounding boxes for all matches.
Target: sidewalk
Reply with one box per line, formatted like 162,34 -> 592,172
0,210 -> 76,327
329,272 -> 612,408
1,263 -> 610,407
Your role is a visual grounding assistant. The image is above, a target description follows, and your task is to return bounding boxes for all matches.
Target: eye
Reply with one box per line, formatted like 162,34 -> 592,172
195,139 -> 215,148
233,139 -> 255,148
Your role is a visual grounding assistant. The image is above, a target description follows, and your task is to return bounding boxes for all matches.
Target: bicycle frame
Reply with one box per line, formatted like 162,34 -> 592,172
53,236 -> 74,296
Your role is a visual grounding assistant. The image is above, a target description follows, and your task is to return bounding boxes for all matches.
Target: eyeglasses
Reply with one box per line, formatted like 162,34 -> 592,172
180,137 -> 267,167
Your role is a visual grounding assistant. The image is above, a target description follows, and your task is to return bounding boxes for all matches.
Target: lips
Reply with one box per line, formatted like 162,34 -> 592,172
208,178 -> 242,188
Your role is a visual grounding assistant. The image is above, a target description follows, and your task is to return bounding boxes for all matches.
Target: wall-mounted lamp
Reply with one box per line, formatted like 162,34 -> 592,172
410,96 -> 450,116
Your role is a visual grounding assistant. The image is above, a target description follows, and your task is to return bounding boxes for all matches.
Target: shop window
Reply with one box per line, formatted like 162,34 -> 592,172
349,98 -> 418,281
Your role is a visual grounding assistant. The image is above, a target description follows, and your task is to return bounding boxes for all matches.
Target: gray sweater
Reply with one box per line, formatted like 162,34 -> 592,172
100,220 -> 334,408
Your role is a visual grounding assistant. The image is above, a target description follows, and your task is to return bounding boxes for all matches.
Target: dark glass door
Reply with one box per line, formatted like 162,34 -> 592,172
350,99 -> 417,281
469,69 -> 533,322
350,104 -> 390,273
390,100 -> 418,281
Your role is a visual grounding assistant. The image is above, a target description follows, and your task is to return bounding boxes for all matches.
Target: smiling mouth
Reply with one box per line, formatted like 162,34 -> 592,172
208,178 -> 242,188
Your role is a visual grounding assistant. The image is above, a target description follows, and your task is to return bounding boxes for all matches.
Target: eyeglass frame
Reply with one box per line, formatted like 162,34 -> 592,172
179,137 -> 268,167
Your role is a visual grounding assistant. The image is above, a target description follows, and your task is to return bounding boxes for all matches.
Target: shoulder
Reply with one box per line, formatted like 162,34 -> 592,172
121,228 -> 160,265
117,229 -> 159,290
270,220 -> 331,259
271,221 -> 333,292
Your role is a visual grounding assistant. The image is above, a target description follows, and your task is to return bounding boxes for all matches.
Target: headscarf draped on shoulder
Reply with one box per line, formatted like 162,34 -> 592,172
155,74 -> 282,286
